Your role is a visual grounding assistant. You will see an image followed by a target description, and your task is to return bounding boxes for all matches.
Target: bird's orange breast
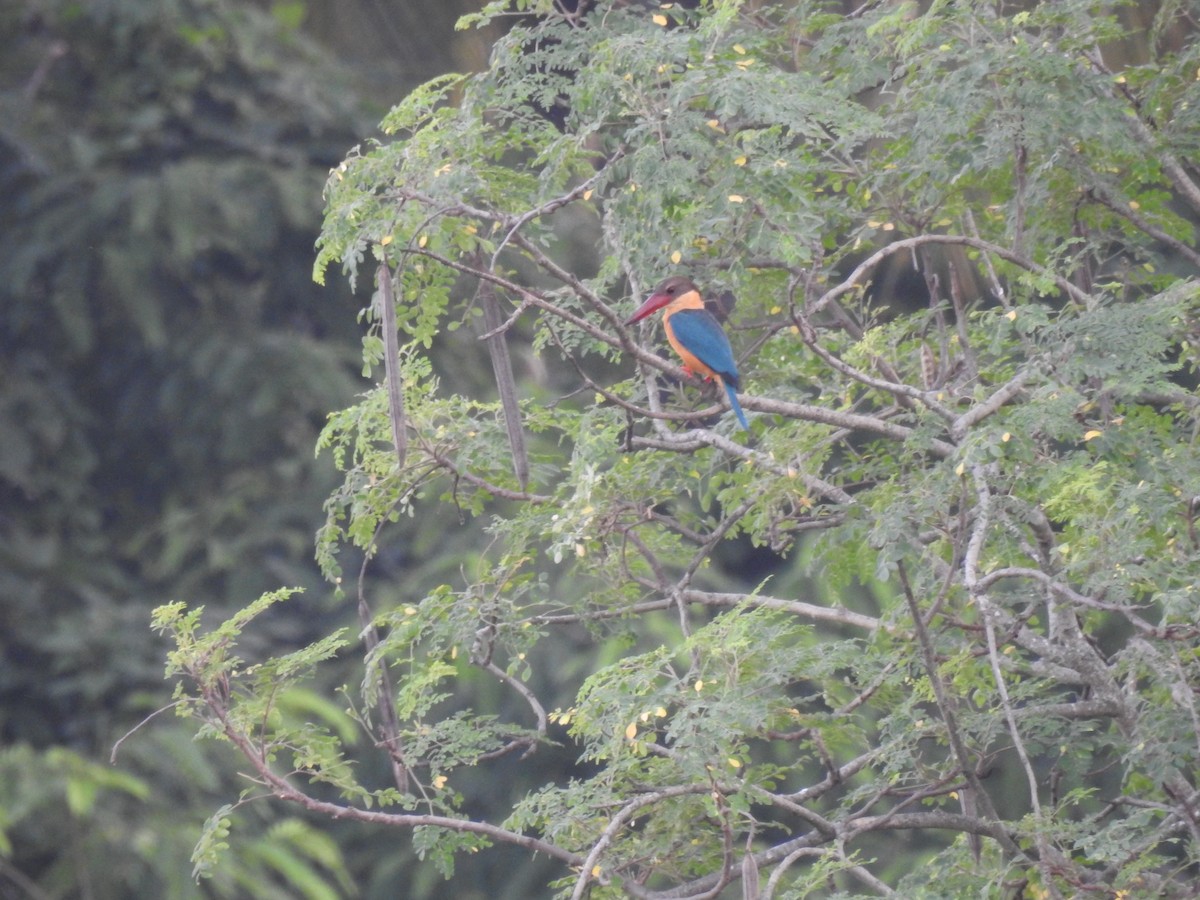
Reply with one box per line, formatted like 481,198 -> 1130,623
661,289 -> 728,382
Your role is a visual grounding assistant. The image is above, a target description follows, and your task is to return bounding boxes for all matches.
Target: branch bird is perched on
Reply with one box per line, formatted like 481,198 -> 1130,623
625,276 -> 750,432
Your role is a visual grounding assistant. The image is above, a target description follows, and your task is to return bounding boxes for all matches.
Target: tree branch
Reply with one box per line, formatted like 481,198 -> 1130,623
201,689 -> 581,867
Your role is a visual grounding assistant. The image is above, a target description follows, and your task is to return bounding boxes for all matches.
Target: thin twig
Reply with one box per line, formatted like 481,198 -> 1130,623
109,700 -> 187,764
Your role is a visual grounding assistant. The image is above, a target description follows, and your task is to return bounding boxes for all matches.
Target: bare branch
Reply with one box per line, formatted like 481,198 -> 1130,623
477,659 -> 548,736
950,369 -> 1031,439
377,261 -> 408,471
793,308 -> 957,422
896,560 -> 1024,860
477,276 -> 529,488
811,234 -> 1094,317
571,785 -> 710,900
198,687 -> 579,866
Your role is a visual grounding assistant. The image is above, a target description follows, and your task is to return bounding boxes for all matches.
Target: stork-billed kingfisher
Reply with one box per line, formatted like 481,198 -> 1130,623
625,276 -> 750,431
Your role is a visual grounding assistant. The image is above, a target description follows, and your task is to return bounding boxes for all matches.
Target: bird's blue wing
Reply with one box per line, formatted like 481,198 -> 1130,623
667,309 -> 740,387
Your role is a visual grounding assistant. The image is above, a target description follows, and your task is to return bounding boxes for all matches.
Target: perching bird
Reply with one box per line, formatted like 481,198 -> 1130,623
625,275 -> 750,431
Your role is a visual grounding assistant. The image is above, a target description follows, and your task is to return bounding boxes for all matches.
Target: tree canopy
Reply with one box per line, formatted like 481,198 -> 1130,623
156,0 -> 1200,897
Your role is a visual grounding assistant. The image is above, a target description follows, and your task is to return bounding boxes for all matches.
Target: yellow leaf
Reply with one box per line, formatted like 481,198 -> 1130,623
655,706 -> 667,717
671,250 -> 682,264
694,679 -> 704,692
733,43 -> 746,54
1083,429 -> 1103,441
432,775 -> 448,789
1128,200 -> 1140,210
734,155 -> 747,166
728,757 -> 742,768
728,194 -> 745,203
380,234 -> 393,246
417,234 -> 428,248
652,13 -> 668,26
625,722 -> 638,740
1001,432 -> 1011,442
707,118 -> 723,131
583,189 -> 593,201
591,865 -> 602,878
955,462 -> 965,477
1005,309 -> 1018,321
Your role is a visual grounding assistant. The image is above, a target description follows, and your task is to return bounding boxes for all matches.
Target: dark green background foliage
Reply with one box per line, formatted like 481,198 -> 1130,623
6,0 -> 1200,898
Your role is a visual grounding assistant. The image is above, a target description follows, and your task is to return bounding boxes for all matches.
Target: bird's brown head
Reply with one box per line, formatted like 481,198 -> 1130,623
624,276 -> 699,325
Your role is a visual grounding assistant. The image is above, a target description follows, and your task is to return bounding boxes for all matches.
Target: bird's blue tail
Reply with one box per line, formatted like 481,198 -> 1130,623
723,379 -> 750,432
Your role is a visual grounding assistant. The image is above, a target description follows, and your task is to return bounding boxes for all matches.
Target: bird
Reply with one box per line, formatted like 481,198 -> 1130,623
625,275 -> 750,431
